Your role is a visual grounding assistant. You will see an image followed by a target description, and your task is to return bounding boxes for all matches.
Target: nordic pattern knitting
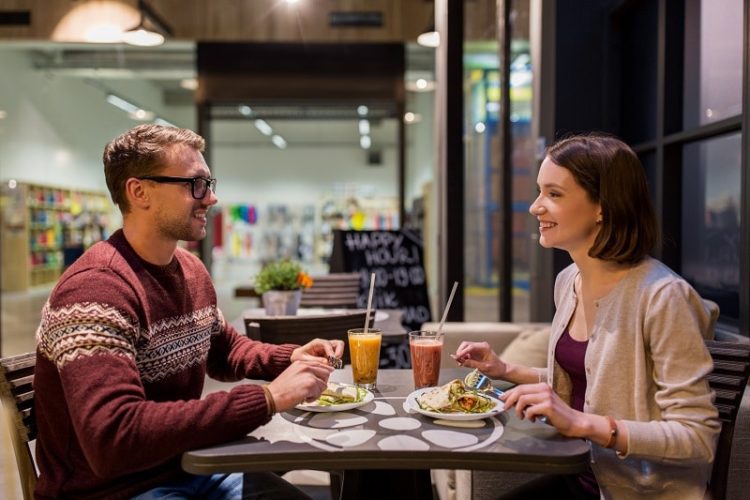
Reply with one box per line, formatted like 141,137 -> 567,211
37,301 -> 220,382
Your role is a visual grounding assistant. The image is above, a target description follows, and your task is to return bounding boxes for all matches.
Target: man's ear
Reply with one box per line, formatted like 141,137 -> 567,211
125,178 -> 151,210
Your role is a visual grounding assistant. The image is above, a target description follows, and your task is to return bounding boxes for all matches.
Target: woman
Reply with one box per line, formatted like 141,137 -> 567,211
453,133 -> 720,499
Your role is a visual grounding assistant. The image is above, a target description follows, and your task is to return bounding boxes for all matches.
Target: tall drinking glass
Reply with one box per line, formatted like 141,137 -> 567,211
409,330 -> 444,389
348,328 -> 382,390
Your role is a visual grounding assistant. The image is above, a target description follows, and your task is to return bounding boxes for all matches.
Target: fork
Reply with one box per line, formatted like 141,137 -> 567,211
327,355 -> 343,369
464,369 -> 549,424
464,368 -> 504,399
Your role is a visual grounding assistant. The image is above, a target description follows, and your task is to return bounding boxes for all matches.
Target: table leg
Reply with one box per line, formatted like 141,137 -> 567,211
337,469 -> 433,499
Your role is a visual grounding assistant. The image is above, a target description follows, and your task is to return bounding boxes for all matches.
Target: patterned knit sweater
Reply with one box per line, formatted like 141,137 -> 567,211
34,230 -> 297,499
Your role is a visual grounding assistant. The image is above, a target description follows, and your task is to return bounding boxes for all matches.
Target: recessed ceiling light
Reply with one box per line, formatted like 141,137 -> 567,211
254,119 -> 273,136
180,78 -> 198,90
357,105 -> 369,117
358,119 -> 370,136
404,112 -> 422,124
360,136 -> 371,149
406,79 -> 435,92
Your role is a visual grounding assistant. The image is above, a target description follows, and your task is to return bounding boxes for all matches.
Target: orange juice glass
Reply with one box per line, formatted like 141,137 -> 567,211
348,328 -> 382,390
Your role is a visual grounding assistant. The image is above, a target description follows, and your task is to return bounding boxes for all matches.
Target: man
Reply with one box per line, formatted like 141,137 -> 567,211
34,124 -> 343,499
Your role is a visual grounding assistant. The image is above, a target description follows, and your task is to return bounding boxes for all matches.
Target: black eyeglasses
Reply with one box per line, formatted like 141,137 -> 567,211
137,176 -> 217,199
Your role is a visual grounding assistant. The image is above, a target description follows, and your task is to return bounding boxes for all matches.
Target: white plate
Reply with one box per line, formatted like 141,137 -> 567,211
405,388 -> 504,421
295,388 -> 374,413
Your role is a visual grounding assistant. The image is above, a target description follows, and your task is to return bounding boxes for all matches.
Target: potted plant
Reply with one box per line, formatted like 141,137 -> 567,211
253,260 -> 313,316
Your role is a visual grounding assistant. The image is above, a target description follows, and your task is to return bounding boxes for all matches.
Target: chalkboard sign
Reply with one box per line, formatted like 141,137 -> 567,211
330,229 -> 432,331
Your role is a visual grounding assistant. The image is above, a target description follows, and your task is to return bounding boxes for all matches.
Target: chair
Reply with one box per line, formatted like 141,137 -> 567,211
0,352 -> 37,500
245,310 -> 373,365
299,273 -> 361,309
705,340 -> 750,500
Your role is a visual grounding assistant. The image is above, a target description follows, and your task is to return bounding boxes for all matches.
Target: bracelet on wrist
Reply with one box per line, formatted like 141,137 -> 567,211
604,415 -> 618,449
261,385 -> 276,417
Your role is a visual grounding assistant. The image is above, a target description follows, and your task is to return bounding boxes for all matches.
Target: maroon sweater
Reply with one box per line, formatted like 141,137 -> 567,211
34,230 -> 297,499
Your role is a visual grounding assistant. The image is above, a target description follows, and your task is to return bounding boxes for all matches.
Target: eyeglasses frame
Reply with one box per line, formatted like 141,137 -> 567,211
136,175 -> 217,199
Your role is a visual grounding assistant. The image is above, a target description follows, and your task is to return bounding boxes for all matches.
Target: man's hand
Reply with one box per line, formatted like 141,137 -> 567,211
291,339 -> 345,365
267,360 -> 334,412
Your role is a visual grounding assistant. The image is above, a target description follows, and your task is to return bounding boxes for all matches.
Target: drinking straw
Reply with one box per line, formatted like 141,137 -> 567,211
363,272 -> 376,333
437,281 -> 459,335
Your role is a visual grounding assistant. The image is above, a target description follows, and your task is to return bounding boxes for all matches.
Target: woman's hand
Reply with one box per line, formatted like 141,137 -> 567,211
501,383 -> 585,436
290,339 -> 345,365
451,341 -> 507,379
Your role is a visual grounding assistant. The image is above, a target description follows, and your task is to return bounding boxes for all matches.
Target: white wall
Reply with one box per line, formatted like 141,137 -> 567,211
0,48 -> 194,193
212,145 -> 398,205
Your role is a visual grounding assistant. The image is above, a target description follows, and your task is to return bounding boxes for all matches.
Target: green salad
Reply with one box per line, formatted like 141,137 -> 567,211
312,383 -> 367,406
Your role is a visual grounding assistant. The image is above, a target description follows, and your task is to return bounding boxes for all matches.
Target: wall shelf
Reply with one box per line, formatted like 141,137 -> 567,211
1,182 -> 112,292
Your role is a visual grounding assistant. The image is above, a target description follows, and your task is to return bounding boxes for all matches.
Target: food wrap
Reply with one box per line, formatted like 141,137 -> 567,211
416,379 -> 496,414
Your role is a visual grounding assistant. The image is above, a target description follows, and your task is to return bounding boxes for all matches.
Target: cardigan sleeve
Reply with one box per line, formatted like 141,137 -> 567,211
619,280 -> 721,463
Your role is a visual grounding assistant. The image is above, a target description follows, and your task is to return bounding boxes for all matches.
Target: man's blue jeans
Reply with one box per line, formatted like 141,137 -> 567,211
132,472 -> 312,499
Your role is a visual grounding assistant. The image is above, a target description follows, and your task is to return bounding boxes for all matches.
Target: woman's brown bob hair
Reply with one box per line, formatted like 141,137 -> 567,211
546,133 -> 658,265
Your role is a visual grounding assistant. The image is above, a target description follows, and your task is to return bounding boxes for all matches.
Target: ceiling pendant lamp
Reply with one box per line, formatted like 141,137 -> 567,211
122,0 -> 173,47
417,24 -> 440,48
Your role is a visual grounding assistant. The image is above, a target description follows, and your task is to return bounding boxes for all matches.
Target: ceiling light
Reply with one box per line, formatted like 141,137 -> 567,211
474,122 -> 486,133
106,94 -> 140,114
121,28 -> 163,47
404,112 -> 422,124
84,23 -> 124,43
357,105 -> 369,117
358,119 -> 370,136
360,136 -> 371,149
406,79 -> 436,92
286,0 -> 301,4
271,135 -> 287,149
105,93 -> 154,121
254,119 -> 273,136
180,78 -> 198,90
238,105 -> 252,116
122,0 -> 172,47
417,25 -> 440,48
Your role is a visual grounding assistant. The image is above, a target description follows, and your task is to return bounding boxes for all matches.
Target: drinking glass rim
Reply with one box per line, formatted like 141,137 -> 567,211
408,330 -> 444,338
348,328 -> 382,335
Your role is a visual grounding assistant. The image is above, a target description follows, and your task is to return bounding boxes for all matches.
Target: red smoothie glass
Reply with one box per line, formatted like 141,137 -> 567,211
409,330 -> 444,389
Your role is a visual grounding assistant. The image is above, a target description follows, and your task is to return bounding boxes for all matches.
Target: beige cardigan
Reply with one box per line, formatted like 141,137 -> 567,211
539,257 -> 721,499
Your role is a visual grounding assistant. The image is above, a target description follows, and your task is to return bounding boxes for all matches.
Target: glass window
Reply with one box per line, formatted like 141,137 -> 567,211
638,152 -> 657,211
681,133 -> 741,326
510,0 -> 532,322
464,57 -> 501,321
618,1 -> 658,144
683,0 -> 743,128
